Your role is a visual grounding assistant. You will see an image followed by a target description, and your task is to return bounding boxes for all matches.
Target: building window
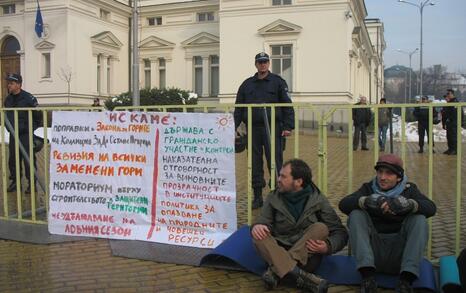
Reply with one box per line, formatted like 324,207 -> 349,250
148,17 -> 162,26
2,4 -> 15,14
197,12 -> 214,22
210,55 -> 219,96
107,57 -> 111,93
97,55 -> 101,93
144,59 -> 151,89
100,9 -> 110,20
42,53 -> 51,78
272,0 -> 292,5
194,56 -> 203,96
271,45 -> 293,91
159,58 -> 166,89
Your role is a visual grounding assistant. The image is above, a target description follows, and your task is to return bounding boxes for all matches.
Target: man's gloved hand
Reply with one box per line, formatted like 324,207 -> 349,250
387,196 -> 415,215
364,194 -> 388,211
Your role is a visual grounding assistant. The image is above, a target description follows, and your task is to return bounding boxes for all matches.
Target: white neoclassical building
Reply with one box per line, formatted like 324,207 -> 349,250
0,0 -> 385,106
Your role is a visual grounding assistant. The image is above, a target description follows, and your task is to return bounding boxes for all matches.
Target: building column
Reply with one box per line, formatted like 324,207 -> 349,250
108,56 -> 115,95
18,50 -> 25,86
101,54 -> 108,95
186,57 -> 193,92
202,56 -> 209,97
150,58 -> 159,89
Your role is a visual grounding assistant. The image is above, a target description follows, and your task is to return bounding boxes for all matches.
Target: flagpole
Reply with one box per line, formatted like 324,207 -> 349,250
132,0 -> 140,107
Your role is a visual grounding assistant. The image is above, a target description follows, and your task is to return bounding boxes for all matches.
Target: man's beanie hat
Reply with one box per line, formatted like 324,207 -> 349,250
374,154 -> 404,178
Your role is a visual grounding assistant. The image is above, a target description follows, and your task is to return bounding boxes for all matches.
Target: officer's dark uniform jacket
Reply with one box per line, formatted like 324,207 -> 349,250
253,185 -> 348,254
4,89 -> 41,135
339,182 -> 436,234
442,97 -> 459,128
234,71 -> 294,131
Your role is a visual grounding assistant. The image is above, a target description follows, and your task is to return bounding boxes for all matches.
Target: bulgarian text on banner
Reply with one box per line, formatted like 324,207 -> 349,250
48,111 -> 237,248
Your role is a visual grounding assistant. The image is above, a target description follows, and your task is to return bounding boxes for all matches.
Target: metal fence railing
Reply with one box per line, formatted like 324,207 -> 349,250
1,102 -> 464,258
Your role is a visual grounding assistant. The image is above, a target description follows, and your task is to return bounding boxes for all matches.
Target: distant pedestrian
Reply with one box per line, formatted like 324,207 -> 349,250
92,98 -> 100,107
377,98 -> 390,152
442,89 -> 458,155
413,96 -> 435,153
353,96 -> 371,151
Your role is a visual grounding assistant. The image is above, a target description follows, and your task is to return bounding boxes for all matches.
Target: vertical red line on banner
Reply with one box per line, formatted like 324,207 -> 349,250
147,128 -> 160,239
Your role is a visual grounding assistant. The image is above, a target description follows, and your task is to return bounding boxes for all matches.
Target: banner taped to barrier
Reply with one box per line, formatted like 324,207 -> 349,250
48,111 -> 237,248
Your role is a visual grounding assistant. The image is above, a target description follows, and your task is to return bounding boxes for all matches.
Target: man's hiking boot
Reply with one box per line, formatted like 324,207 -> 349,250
262,267 -> 279,290
288,266 -> 328,293
396,280 -> 413,293
360,276 -> 377,293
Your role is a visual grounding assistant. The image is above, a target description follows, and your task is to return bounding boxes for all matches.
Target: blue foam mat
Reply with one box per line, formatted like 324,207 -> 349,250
439,256 -> 461,288
200,226 -> 436,291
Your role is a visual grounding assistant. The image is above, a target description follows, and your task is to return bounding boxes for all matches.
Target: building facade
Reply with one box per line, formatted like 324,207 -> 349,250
0,0 -> 384,106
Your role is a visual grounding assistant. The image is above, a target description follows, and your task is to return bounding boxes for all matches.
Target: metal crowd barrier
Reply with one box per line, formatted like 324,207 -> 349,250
0,102 -> 464,258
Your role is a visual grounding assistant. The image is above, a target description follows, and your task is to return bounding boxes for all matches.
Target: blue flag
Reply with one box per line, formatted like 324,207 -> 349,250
35,0 -> 43,38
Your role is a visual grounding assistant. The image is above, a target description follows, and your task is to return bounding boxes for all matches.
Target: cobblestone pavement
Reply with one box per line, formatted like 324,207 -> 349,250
0,133 -> 465,292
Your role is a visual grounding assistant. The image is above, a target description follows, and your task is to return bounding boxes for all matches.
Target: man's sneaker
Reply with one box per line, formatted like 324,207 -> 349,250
262,267 -> 279,290
289,266 -> 328,293
361,147 -> 369,151
443,149 -> 451,154
449,150 -> 457,155
396,280 -> 413,293
418,148 -> 423,153
360,276 -> 377,293
7,181 -> 16,192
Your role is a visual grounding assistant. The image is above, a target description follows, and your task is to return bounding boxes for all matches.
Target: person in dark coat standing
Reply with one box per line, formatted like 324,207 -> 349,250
234,52 -> 295,209
3,73 -> 41,193
413,96 -> 435,153
339,154 -> 436,293
353,96 -> 371,151
252,159 -> 347,292
442,89 -> 459,155
377,98 -> 390,152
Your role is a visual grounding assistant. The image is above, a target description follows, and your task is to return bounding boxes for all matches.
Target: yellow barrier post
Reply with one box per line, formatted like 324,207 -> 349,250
13,111 -> 22,219
1,110 -> 7,217
348,108 -> 353,194
43,110 -> 49,214
401,107 -> 406,172
373,105 -> 379,164
247,106 -> 253,225
270,107 -> 276,189
294,105 -> 299,158
28,110 -> 36,221
455,105 -> 462,255
427,106 -> 434,259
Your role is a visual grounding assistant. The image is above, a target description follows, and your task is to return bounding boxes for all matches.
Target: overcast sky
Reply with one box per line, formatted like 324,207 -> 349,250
365,0 -> 466,73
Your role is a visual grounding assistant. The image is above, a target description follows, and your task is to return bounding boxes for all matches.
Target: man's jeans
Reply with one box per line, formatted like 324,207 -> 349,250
378,126 -> 388,149
347,210 -> 428,277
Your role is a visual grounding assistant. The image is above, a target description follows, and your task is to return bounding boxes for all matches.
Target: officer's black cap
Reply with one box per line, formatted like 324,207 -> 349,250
5,73 -> 22,83
255,52 -> 270,62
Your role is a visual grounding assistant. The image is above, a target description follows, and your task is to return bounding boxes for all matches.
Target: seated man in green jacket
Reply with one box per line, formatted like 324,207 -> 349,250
251,159 -> 348,293
339,154 -> 436,293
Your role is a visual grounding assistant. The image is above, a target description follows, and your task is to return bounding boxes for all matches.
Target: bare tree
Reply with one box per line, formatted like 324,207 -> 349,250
57,66 -> 73,104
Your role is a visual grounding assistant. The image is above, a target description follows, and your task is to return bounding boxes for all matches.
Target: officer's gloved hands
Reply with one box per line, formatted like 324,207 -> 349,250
387,196 -> 415,215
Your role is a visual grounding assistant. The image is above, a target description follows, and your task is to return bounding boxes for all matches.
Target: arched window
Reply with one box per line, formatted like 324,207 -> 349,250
1,36 -> 20,56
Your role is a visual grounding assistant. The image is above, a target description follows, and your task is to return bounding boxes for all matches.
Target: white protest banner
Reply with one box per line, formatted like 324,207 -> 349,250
48,111 -> 237,248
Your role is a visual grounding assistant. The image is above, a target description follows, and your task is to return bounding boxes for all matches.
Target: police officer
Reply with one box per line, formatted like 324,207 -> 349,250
442,89 -> 459,155
4,73 -> 41,193
234,52 -> 294,209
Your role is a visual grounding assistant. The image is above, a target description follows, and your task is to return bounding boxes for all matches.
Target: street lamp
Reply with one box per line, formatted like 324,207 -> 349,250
397,48 -> 418,103
398,0 -> 435,97
396,67 -> 409,103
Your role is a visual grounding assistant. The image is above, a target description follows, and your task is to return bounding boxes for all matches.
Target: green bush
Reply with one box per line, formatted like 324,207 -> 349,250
104,88 -> 198,111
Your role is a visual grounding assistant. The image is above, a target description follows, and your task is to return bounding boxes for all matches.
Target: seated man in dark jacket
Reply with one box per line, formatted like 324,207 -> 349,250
339,154 -> 436,293
252,159 -> 348,293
